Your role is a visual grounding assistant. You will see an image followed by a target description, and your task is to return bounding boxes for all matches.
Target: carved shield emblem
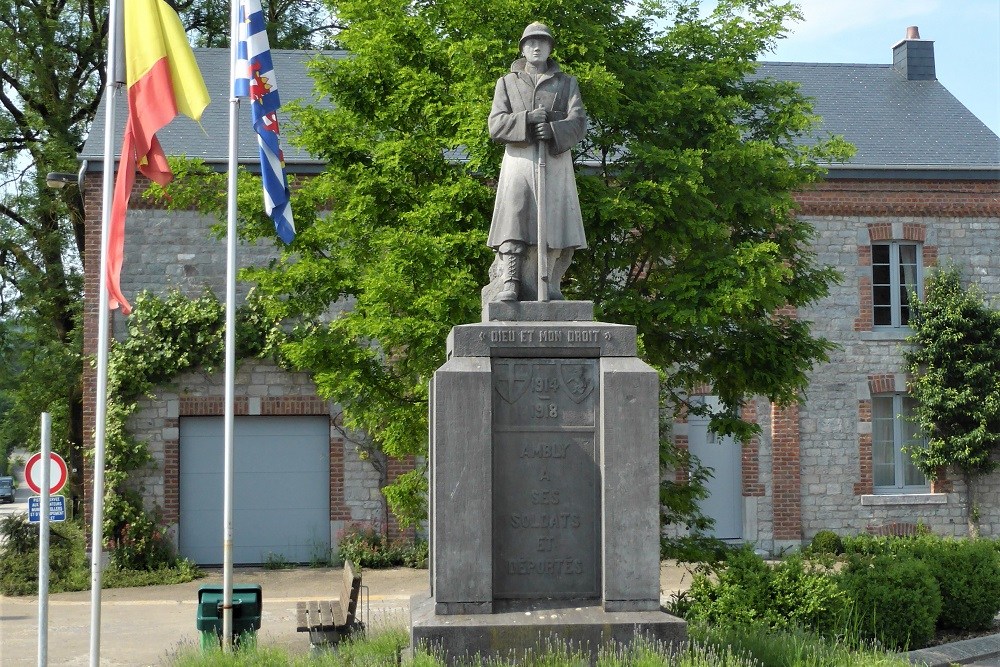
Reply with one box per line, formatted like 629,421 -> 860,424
494,361 -> 532,404
559,362 -> 595,404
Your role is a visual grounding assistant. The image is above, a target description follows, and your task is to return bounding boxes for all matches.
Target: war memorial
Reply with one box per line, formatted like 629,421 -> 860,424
409,22 -> 687,663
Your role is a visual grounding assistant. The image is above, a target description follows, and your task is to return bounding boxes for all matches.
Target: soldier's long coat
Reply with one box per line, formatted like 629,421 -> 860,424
487,58 -> 587,250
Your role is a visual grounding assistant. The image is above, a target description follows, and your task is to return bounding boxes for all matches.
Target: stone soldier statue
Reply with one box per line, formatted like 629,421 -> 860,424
485,22 -> 587,302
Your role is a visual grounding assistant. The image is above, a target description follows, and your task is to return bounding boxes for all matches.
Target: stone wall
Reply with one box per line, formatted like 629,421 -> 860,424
666,180 -> 1000,553
81,175 -> 403,550
792,197 -> 1000,542
124,359 -> 391,552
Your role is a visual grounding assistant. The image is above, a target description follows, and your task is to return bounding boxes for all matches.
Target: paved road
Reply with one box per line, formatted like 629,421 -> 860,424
0,485 -> 32,550
0,484 -> 31,519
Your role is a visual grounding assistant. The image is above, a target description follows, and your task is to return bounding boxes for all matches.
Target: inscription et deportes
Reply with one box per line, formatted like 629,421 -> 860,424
492,358 -> 599,598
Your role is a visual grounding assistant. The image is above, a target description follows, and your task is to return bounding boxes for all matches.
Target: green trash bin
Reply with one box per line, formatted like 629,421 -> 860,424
196,584 -> 263,650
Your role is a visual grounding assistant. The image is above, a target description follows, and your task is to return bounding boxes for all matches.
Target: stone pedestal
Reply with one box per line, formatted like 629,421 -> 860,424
413,302 -> 686,663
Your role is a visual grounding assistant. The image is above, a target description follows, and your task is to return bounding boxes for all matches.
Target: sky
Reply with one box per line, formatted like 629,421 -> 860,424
761,0 -> 1000,136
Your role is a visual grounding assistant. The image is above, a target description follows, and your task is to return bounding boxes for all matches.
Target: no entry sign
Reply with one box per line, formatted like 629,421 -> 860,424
24,452 -> 68,495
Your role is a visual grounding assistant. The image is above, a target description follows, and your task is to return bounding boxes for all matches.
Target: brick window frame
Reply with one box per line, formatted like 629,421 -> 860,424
854,223 -> 937,332
856,373 -> 936,495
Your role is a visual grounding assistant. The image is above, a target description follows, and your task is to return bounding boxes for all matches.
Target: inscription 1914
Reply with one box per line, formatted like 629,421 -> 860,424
492,358 -> 599,599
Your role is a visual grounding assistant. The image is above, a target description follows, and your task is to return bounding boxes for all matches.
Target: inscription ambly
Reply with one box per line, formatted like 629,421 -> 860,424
520,443 -> 571,458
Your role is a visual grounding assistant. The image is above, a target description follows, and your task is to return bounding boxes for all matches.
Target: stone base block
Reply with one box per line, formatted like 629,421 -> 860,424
435,601 -> 493,615
482,300 -> 595,322
410,592 -> 687,665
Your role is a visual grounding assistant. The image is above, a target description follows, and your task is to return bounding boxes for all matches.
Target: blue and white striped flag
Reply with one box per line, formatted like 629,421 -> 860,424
234,0 -> 295,244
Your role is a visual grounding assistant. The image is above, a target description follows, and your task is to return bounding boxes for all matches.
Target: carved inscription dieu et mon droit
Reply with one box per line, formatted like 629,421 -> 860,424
492,358 -> 599,598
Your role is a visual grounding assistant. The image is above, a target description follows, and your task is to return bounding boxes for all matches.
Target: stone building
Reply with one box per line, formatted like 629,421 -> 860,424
79,31 -> 999,563
79,50 -> 416,565
677,35 -> 1000,554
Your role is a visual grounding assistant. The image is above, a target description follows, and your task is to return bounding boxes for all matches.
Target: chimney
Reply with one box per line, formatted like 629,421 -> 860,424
892,26 -> 936,81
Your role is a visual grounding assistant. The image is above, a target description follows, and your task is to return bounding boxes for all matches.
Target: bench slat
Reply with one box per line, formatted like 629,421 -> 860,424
295,561 -> 364,638
296,601 -> 308,632
342,560 -> 362,625
322,600 -> 338,630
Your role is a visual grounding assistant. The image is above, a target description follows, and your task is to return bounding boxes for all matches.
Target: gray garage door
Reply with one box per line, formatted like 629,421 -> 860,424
687,397 -> 743,541
179,416 -> 330,565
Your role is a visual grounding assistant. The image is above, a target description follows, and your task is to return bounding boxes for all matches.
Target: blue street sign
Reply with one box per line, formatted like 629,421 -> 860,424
28,496 -> 66,523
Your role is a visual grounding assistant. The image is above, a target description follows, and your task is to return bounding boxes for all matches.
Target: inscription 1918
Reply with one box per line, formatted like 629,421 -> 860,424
492,358 -> 599,599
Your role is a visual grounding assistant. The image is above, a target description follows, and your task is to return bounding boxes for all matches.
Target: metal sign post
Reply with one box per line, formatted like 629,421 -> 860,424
38,412 -> 51,667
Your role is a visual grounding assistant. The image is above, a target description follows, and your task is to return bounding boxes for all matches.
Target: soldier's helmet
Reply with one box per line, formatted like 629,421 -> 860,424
519,22 -> 554,49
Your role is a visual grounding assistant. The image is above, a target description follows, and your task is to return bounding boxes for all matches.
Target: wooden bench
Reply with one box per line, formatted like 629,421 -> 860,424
296,561 -> 365,647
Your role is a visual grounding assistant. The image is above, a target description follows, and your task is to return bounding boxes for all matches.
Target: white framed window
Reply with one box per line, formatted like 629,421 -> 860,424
872,242 -> 922,327
872,394 -> 927,493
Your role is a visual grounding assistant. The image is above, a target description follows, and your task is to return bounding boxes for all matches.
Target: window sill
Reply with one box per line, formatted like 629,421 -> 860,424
859,329 -> 913,342
860,493 -> 946,506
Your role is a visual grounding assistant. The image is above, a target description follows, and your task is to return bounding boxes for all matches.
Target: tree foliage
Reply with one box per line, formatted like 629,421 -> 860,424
0,0 -> 335,503
905,266 -> 1000,478
904,265 -> 1000,535
0,0 -> 106,497
160,0 -> 852,525
175,0 -> 341,49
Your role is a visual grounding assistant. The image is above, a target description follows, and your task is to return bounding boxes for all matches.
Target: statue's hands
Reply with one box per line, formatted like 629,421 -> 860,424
526,108 -> 549,124
534,122 -> 554,140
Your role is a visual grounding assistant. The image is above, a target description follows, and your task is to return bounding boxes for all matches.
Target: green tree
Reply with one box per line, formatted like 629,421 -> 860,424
0,0 -> 106,507
159,0 -> 852,526
905,265 -> 1000,537
0,0 -> 337,512
175,0 -> 341,49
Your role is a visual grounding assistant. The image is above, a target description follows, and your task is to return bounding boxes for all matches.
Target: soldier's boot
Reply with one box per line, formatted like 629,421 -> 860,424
547,248 -> 574,300
498,252 -> 521,301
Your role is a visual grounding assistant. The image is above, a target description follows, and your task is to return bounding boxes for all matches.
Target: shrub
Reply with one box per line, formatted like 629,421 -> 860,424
841,533 -> 1000,632
808,530 -> 844,555
841,529 -> 935,559
336,523 -> 428,569
104,491 -> 175,571
676,546 -> 848,635
0,514 -> 88,595
841,533 -> 906,557
839,554 -> 941,650
922,539 -> 1000,631
399,538 -> 429,569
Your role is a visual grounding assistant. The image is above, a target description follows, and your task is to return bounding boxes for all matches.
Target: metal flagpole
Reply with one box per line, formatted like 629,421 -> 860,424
90,0 -> 123,663
222,0 -> 241,650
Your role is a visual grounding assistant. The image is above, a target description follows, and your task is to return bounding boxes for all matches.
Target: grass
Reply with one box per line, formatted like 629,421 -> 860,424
101,559 -> 204,588
693,624 -> 914,667
167,623 -> 919,666
173,629 -> 409,666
